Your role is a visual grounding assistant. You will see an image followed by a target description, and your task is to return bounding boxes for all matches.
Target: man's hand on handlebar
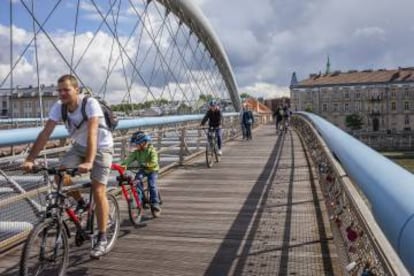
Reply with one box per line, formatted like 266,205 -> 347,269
22,160 -> 34,173
78,162 -> 93,173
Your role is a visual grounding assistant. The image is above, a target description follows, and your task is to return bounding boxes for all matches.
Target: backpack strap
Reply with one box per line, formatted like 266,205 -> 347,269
81,96 -> 109,130
80,96 -> 89,123
77,96 -> 89,129
61,97 -> 89,130
61,103 -> 68,125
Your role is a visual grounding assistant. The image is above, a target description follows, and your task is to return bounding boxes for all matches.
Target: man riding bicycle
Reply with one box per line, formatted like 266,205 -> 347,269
201,100 -> 223,155
121,131 -> 161,217
22,74 -> 113,259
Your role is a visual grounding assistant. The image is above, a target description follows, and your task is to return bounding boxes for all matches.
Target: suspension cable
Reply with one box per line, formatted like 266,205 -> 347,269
9,0 -> 13,119
0,0 -> 63,88
70,0 -> 81,74
19,0 -> 87,89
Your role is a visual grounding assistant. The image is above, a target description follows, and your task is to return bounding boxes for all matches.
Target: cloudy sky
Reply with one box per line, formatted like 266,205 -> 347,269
1,0 -> 414,101
196,0 -> 414,98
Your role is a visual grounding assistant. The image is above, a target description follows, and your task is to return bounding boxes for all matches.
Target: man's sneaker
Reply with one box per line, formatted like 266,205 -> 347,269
151,204 -> 162,218
217,150 -> 222,156
90,239 -> 107,259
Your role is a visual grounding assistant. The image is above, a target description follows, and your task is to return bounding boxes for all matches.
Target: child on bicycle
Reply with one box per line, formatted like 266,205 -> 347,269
121,131 -> 161,217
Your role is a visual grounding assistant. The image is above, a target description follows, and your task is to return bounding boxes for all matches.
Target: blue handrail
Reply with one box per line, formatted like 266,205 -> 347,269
299,112 -> 414,273
0,113 -> 238,147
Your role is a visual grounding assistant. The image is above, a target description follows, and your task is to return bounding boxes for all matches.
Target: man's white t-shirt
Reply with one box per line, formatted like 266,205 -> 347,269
49,96 -> 113,148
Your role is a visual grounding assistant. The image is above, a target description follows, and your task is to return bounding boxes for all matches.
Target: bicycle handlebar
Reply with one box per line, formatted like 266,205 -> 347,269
31,166 -> 79,177
111,163 -> 146,177
199,126 -> 221,130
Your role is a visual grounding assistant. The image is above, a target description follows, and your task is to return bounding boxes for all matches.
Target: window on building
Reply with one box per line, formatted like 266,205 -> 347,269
391,89 -> 396,97
322,103 -> 328,112
391,102 -> 396,111
333,103 -> 338,112
355,102 -> 360,112
405,115 -> 410,125
344,103 -> 349,112
355,92 -> 360,98
405,87 -> 409,97
2,101 -> 6,109
405,101 -> 409,111
344,91 -> 349,99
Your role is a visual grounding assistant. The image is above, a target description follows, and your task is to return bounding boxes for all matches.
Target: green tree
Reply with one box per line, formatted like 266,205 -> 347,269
345,113 -> 364,130
304,106 -> 313,112
240,93 -> 251,99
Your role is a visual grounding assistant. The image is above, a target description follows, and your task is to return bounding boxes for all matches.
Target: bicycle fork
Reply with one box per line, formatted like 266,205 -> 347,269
121,184 -> 142,209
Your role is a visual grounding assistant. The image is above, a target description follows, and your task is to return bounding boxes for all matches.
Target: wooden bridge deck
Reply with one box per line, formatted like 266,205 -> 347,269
0,125 -> 342,275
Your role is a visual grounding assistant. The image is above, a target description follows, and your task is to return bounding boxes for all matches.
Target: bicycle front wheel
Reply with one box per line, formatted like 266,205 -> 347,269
127,187 -> 143,226
206,143 -> 214,168
214,144 -> 221,163
20,219 -> 69,276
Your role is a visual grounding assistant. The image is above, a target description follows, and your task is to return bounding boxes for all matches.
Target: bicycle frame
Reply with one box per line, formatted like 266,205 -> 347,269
111,163 -> 142,209
40,169 -> 96,243
205,128 -> 219,151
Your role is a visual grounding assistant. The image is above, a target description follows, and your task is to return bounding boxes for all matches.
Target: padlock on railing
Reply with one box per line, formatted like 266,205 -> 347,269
326,174 -> 334,183
361,261 -> 375,276
346,222 -> 359,242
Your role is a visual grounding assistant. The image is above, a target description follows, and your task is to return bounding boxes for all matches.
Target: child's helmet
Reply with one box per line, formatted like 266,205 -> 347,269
208,100 -> 217,106
130,131 -> 151,144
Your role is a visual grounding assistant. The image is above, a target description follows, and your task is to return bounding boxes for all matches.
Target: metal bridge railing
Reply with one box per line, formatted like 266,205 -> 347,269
0,113 -> 266,254
292,113 -> 409,275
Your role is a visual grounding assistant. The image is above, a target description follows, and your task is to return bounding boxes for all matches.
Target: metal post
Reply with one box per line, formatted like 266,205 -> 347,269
179,125 -> 186,165
196,128 -> 201,151
157,126 -> 162,151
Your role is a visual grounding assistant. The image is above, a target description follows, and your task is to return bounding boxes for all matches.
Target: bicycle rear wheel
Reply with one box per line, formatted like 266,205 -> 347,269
214,144 -> 221,163
144,188 -> 162,206
20,219 -> 69,276
206,143 -> 214,168
127,187 -> 143,226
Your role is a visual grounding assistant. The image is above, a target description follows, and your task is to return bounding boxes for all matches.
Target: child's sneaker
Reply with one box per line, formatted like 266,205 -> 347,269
151,204 -> 161,218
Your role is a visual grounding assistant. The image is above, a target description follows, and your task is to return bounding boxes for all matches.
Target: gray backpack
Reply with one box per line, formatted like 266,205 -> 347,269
61,96 -> 118,131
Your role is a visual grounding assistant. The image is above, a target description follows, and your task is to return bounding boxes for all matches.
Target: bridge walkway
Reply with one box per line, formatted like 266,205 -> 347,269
0,125 -> 342,275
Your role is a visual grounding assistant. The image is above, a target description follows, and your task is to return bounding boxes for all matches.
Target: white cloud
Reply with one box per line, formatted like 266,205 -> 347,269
353,27 -> 386,40
241,82 -> 289,99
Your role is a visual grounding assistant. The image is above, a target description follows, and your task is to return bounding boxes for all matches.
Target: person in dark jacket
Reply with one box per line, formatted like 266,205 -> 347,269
272,105 -> 284,133
242,106 -> 254,140
201,100 -> 223,155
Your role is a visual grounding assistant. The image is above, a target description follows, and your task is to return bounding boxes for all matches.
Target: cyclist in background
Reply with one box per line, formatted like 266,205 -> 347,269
201,100 -> 223,155
121,131 -> 161,217
283,104 -> 291,131
273,105 -> 284,132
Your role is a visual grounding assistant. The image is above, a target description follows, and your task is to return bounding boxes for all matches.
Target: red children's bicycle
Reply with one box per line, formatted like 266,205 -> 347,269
111,163 -> 162,226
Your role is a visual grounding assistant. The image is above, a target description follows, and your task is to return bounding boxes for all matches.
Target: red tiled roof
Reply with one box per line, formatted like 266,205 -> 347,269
297,68 -> 414,87
244,98 -> 272,114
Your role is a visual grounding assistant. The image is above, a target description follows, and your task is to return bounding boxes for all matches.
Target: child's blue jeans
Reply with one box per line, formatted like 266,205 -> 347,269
135,170 -> 160,206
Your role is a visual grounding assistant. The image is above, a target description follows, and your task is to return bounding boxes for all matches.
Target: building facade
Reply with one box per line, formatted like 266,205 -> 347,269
263,97 -> 290,112
0,85 -> 58,118
290,68 -> 414,132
